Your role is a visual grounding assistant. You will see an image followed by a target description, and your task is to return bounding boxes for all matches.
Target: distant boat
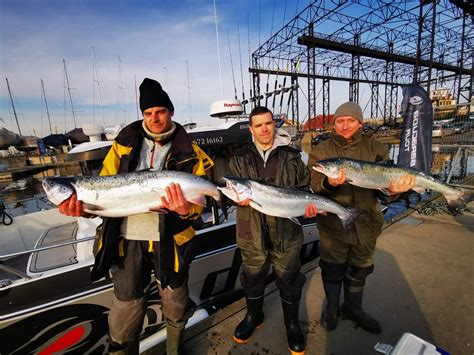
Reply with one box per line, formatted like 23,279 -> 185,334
15,135 -> 38,151
0,127 -> 21,149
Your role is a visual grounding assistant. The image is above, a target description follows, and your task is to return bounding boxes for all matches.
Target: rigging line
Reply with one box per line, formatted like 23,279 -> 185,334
227,29 -> 238,100
294,0 -> 299,19
282,0 -> 288,27
270,0 -> 276,36
237,21 -> 247,110
213,0 -> 224,99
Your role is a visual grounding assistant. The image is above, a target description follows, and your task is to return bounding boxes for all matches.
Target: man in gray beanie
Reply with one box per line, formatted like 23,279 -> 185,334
58,78 -> 214,354
308,101 -> 414,334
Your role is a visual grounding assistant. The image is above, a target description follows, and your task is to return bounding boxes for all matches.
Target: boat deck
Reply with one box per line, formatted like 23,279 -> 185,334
146,196 -> 474,355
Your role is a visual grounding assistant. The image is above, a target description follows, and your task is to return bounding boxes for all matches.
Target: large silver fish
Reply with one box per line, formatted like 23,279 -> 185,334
313,157 -> 473,212
218,177 -> 362,232
42,171 -> 220,217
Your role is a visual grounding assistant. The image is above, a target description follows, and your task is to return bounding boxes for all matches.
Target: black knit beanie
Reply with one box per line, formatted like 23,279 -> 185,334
139,78 -> 174,113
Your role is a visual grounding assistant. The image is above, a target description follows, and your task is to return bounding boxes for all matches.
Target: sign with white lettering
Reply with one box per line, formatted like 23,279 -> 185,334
398,84 -> 433,173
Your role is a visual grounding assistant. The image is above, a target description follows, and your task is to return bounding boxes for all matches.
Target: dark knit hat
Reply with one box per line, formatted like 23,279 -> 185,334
334,101 -> 363,122
139,78 -> 174,113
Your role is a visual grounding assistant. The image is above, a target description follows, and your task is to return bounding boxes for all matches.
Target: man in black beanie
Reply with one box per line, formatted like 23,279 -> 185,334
58,78 -> 214,355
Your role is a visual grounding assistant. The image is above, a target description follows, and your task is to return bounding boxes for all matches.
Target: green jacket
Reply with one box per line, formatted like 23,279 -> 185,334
228,131 -> 309,253
308,129 -> 389,245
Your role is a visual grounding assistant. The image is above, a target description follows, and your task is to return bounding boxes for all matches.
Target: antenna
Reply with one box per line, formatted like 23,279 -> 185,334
213,0 -> 224,99
5,77 -> 22,135
41,79 -> 53,134
63,59 -> 77,129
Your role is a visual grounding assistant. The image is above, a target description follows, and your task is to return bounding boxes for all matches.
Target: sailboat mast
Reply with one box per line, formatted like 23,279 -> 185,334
91,46 -> 106,125
117,56 -> 127,124
5,77 -> 22,135
63,59 -> 77,128
134,75 -> 139,120
185,60 -> 192,123
41,79 -> 53,134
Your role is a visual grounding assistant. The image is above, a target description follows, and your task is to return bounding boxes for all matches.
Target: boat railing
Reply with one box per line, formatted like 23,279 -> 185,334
0,236 -> 95,283
2,194 -> 54,218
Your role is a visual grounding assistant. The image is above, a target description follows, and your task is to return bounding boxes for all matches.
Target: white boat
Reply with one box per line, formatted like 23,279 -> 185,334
0,124 -> 321,353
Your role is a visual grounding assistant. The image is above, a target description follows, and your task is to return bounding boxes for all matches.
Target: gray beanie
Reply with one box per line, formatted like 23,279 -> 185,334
334,101 -> 363,123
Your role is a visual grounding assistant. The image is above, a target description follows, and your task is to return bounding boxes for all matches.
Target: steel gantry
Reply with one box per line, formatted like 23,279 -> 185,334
249,0 -> 472,128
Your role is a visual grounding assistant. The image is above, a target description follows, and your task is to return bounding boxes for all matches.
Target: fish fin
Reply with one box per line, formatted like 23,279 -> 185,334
83,203 -> 105,212
290,217 -> 302,225
413,186 -> 425,194
340,207 -> 365,232
346,178 -> 354,183
378,188 -> 392,196
250,200 -> 263,209
189,195 -> 207,207
149,208 -> 168,214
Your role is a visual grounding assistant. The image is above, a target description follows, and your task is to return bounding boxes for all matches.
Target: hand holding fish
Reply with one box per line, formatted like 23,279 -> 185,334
304,203 -> 323,218
58,193 -> 84,217
157,183 -> 193,216
236,198 -> 251,206
388,173 -> 416,195
327,168 -> 346,187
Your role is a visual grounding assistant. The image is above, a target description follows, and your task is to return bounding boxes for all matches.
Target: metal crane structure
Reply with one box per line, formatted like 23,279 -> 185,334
249,0 -> 473,128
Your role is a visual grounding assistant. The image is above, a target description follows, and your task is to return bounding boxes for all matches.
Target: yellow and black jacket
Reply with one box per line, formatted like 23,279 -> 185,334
91,120 -> 214,288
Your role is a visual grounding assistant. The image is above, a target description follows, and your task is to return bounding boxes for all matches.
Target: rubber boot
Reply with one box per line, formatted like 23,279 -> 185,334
166,320 -> 187,355
108,340 -> 139,355
341,288 -> 381,334
321,282 -> 342,331
281,299 -> 305,355
233,295 -> 264,344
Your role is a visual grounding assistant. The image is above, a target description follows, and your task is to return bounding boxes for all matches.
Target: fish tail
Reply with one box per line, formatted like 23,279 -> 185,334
445,188 -> 474,215
340,207 -> 364,232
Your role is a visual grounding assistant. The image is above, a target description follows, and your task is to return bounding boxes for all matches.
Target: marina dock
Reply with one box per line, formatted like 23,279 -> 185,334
147,196 -> 474,355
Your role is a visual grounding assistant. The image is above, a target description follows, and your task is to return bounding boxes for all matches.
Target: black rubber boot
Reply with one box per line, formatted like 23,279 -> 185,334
342,289 -> 381,334
166,320 -> 187,355
233,296 -> 264,344
281,299 -> 305,354
322,282 -> 342,331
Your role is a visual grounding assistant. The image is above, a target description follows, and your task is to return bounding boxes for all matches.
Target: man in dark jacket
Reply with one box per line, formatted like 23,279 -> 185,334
228,106 -> 318,354
58,78 -> 214,355
308,101 -> 414,334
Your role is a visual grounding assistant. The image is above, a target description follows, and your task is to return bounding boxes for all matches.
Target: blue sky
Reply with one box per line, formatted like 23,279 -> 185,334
0,0 -> 334,136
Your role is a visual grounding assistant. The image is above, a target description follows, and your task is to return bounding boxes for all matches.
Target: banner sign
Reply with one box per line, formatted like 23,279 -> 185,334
398,84 -> 433,174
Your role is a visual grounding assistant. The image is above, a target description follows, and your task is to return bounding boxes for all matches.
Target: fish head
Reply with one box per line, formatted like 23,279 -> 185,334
217,177 -> 252,203
312,159 -> 341,179
42,177 -> 75,206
